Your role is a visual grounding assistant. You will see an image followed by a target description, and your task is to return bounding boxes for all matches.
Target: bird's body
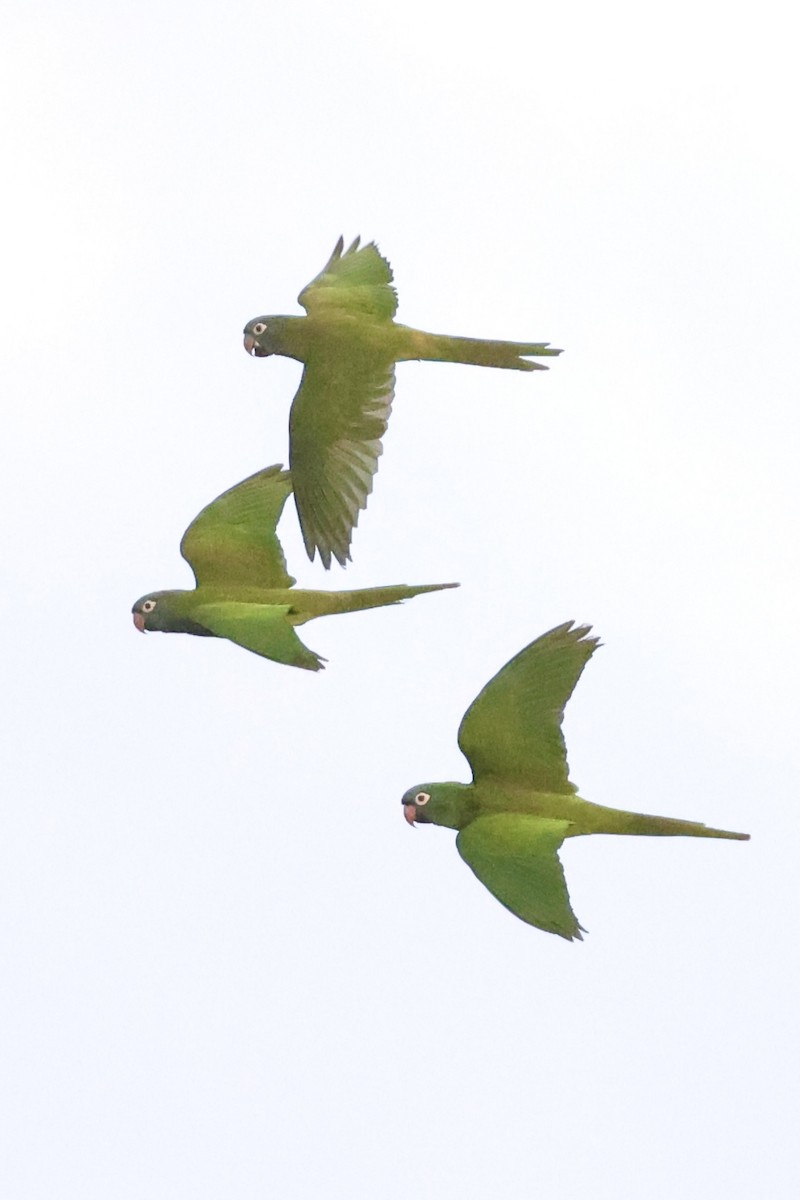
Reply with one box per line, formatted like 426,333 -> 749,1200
254,313 -> 552,372
407,778 -> 747,840
244,237 -> 561,567
138,581 -> 448,625
132,465 -> 457,671
401,623 -> 749,939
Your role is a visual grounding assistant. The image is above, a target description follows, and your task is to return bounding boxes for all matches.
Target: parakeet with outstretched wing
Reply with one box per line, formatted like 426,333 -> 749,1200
132,465 -> 457,671
243,237 -> 561,568
401,622 -> 749,939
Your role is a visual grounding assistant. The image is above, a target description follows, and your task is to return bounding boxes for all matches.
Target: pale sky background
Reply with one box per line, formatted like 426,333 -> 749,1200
2,2 -> 798,1197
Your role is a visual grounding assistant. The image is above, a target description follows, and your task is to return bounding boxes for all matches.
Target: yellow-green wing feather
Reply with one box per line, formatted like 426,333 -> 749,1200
456,814 -> 582,940
180,466 -> 295,589
193,602 -> 324,671
298,236 -> 398,320
457,622 -> 600,792
290,357 -> 394,568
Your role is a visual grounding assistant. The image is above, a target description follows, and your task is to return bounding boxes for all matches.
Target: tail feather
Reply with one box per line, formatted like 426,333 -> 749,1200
328,581 -> 459,616
619,812 -> 750,841
412,331 -> 562,372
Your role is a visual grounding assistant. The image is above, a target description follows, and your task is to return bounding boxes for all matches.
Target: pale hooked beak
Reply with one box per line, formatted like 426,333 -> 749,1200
403,804 -> 417,826
243,333 -> 271,357
133,612 -> 146,633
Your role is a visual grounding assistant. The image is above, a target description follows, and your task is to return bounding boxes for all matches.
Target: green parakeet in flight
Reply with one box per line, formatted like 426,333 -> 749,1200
132,465 -> 457,671
401,622 -> 749,939
243,236 -> 561,569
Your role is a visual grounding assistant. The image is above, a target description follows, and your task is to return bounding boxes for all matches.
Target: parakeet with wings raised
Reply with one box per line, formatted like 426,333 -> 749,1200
132,466 -> 457,670
401,622 -> 749,939
243,237 -> 561,568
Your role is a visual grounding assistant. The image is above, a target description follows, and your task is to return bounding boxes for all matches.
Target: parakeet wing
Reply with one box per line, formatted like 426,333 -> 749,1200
457,622 -> 599,792
456,814 -> 582,939
192,602 -> 325,670
290,356 -> 394,568
180,466 -> 295,589
298,236 -> 398,320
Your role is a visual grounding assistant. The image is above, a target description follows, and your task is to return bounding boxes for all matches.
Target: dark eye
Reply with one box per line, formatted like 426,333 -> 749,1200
253,322 -> 267,335
415,791 -> 430,805
142,599 -> 157,613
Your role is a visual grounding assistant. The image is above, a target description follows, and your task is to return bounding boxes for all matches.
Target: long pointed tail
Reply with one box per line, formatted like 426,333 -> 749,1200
327,581 -> 459,616
610,810 -> 750,840
403,329 -> 562,372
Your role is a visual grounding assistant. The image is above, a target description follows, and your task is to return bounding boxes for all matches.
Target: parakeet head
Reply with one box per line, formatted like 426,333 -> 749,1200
401,782 -> 474,831
243,317 -> 277,357
132,590 -> 212,636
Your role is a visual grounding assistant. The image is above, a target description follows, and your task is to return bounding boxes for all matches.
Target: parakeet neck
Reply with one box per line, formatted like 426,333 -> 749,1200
155,590 -> 216,636
263,316 -> 308,360
430,782 -> 478,830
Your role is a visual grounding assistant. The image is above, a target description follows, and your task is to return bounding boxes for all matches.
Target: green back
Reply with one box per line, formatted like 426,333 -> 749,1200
457,622 -> 599,793
180,465 -> 295,589
298,236 -> 398,320
456,814 -> 582,940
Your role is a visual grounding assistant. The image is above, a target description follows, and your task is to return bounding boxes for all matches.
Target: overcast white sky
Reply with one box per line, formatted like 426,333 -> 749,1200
2,2 -> 798,1197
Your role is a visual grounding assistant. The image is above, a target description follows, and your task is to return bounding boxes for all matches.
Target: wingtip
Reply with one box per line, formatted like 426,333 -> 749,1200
327,543 -> 353,570
307,543 -> 352,571
570,621 -> 602,652
297,492 -> 359,571
336,233 -> 392,274
544,619 -> 600,648
299,650 -> 329,672
261,462 -> 289,481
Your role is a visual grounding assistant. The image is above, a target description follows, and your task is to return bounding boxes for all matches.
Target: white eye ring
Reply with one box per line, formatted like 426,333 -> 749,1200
253,322 -> 267,335
415,791 -> 430,805
142,599 -> 157,613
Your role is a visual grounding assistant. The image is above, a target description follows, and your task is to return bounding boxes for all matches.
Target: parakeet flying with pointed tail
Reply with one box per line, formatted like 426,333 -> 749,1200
132,465 -> 457,670
401,622 -> 749,940
243,236 -> 561,569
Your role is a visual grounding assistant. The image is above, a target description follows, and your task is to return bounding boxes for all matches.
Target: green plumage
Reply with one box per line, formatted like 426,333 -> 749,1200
243,236 -> 562,568
132,466 -> 457,670
401,622 -> 749,940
